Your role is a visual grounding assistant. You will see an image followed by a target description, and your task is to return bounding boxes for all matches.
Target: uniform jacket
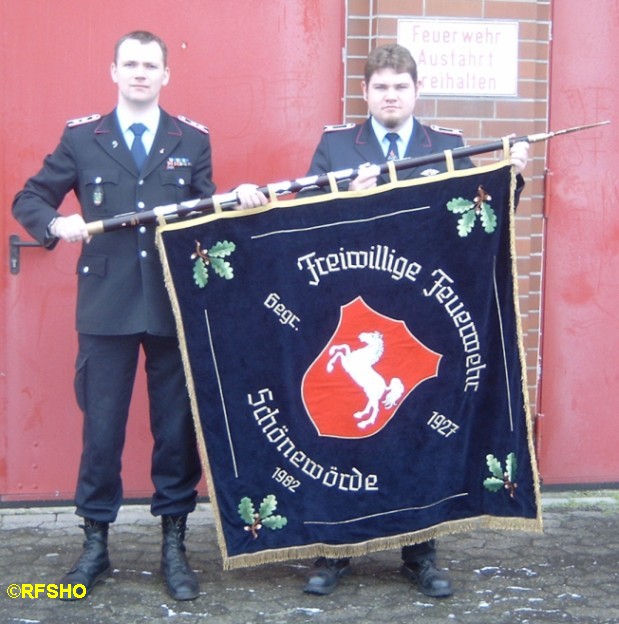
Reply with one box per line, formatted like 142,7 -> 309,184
12,109 -> 215,336
305,117 -> 524,195
306,117 -> 473,189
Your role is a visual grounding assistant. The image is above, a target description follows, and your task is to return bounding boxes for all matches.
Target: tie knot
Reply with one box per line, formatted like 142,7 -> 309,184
130,122 -> 147,137
385,132 -> 400,142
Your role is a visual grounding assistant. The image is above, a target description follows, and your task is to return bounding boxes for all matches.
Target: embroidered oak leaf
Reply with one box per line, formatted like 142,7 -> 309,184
238,497 -> 256,525
238,494 -> 288,539
191,239 -> 236,288
446,185 -> 497,237
193,255 -> 209,286
484,452 -> 518,499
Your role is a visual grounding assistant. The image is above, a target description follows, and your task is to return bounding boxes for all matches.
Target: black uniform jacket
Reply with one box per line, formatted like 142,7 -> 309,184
306,117 -> 474,190
305,117 -> 524,198
12,109 -> 216,336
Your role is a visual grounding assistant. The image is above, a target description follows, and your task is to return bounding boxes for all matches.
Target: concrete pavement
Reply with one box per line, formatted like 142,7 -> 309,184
1,490 -> 618,624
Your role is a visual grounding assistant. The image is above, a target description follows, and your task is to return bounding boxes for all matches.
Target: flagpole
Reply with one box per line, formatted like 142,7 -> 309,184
86,120 -> 609,236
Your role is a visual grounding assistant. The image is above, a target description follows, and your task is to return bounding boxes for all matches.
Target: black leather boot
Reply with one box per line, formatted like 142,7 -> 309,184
59,519 -> 111,600
304,557 -> 351,595
161,515 -> 200,601
400,558 -> 453,598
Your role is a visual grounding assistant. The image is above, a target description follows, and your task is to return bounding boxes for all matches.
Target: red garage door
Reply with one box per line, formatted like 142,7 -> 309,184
0,0 -> 344,502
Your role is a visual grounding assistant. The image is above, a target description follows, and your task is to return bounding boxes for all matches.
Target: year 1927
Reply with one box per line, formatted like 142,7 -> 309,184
427,411 -> 459,437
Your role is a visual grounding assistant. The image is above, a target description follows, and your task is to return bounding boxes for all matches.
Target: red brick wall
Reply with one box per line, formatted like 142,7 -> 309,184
344,0 -> 551,409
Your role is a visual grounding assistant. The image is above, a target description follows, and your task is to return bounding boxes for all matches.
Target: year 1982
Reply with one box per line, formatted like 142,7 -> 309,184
272,467 -> 300,492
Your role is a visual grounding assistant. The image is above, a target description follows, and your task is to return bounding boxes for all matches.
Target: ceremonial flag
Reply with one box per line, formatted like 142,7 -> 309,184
157,159 -> 542,569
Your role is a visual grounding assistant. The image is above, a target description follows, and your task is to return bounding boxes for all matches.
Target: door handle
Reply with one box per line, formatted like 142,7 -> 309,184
9,234 -> 42,275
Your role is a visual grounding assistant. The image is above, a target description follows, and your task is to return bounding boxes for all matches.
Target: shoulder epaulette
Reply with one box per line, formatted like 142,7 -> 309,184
177,115 -> 209,134
323,122 -> 356,133
430,124 -> 463,136
67,114 -> 101,128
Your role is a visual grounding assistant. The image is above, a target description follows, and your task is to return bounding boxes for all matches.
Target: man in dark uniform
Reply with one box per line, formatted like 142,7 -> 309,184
12,31 -> 215,601
303,43 -> 529,599
301,51 -> 527,196
239,43 -> 529,599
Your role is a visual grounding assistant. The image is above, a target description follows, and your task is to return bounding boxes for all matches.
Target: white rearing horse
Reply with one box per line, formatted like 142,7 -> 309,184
326,331 -> 405,429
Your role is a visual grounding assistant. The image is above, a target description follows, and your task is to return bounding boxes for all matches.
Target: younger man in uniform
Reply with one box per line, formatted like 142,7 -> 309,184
238,43 -> 529,599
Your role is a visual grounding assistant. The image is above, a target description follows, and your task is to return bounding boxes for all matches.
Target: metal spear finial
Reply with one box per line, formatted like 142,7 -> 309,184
527,120 -> 610,144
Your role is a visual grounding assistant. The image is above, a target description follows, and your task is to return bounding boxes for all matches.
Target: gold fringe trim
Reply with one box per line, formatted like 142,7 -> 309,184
222,514 -> 543,570
507,164 -> 544,530
155,228 -> 231,564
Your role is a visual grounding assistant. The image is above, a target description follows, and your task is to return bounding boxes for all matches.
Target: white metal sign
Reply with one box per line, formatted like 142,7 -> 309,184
398,19 -> 519,97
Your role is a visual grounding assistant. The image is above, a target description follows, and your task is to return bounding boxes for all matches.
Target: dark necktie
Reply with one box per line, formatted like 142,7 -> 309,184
130,123 -> 148,170
385,132 -> 400,161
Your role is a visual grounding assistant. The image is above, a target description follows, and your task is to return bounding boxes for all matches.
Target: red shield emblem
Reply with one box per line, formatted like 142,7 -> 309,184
302,297 -> 441,438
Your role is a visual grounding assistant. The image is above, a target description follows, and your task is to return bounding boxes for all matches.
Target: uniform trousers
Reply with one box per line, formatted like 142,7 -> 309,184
73,332 -> 202,523
401,539 -> 437,563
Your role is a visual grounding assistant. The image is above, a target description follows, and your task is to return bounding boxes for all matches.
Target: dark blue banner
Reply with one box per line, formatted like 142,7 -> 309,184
157,161 -> 542,569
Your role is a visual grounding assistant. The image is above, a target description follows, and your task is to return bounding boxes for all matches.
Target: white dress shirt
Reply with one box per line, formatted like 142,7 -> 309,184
116,107 -> 161,155
371,116 -> 414,159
